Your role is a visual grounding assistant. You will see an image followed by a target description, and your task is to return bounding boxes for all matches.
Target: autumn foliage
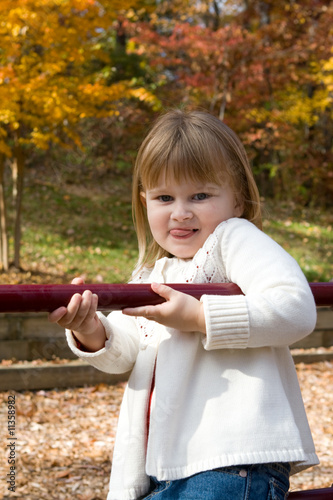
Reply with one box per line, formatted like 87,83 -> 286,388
131,0 -> 333,202
0,0 -> 157,270
0,0 -> 332,271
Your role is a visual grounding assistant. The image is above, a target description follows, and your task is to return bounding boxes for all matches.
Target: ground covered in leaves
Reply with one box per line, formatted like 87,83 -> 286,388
1,362 -> 332,499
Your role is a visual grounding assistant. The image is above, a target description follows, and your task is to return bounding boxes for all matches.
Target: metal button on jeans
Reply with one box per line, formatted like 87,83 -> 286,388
239,469 -> 247,478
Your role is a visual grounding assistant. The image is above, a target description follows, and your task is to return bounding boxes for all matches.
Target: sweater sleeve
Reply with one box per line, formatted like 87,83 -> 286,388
201,218 -> 317,350
66,310 -> 140,374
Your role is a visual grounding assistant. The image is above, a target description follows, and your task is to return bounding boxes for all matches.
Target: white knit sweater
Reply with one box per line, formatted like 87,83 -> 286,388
66,218 -> 319,500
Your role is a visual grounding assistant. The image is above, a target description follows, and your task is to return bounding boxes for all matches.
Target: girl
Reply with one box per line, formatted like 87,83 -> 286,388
49,109 -> 319,500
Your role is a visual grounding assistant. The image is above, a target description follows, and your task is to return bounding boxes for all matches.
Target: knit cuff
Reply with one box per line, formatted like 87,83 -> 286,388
65,312 -> 121,360
201,295 -> 250,350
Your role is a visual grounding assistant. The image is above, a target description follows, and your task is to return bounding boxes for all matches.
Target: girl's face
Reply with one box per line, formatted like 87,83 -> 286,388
141,175 -> 243,259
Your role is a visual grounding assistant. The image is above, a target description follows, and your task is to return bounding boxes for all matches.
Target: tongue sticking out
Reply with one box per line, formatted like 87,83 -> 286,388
170,229 -> 197,237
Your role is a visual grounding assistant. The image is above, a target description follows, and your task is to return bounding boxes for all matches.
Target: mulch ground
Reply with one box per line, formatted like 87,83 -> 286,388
1,361 -> 332,499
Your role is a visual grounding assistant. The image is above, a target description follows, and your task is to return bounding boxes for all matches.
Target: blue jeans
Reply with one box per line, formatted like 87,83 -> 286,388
140,463 -> 290,500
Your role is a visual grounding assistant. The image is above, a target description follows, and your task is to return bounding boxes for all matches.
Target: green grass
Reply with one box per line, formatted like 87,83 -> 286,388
1,169 -> 332,285
2,167 -> 138,284
262,201 -> 332,283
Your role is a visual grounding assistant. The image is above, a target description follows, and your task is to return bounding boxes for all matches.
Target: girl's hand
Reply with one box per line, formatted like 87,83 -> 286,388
123,282 -> 206,334
48,278 -> 107,352
48,278 -> 99,335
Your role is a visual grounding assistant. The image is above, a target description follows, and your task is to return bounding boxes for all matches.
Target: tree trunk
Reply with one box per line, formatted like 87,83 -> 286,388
0,156 -> 9,271
12,155 -> 18,203
12,145 -> 25,270
218,70 -> 230,121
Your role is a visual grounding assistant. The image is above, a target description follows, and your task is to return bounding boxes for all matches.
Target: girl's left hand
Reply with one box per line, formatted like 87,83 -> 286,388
122,282 -> 206,334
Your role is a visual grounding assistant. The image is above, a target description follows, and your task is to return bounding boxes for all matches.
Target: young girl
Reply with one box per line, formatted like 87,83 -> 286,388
49,109 -> 319,500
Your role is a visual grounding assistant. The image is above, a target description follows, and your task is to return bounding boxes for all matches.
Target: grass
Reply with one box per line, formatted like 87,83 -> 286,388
21,183 -> 137,283
262,201 -> 332,283
1,166 -> 138,284
0,165 -> 332,285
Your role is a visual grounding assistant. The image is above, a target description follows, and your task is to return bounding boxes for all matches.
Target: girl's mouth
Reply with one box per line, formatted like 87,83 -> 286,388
170,229 -> 198,238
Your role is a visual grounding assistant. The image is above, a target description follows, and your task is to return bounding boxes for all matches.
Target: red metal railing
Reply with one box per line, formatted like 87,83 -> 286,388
289,486 -> 333,498
0,282 -> 332,313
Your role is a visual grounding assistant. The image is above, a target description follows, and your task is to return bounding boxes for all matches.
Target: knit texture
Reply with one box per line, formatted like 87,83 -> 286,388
66,218 -> 318,500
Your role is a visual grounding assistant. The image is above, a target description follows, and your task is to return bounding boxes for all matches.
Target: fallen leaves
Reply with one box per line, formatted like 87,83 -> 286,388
0,363 -> 332,499
0,383 -> 125,499
289,361 -> 333,492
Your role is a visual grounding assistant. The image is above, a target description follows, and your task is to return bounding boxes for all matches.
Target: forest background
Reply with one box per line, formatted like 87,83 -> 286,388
1,4 -> 332,499
0,0 -> 332,285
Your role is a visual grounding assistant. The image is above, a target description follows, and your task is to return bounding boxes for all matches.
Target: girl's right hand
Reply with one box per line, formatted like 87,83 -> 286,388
48,277 -> 100,336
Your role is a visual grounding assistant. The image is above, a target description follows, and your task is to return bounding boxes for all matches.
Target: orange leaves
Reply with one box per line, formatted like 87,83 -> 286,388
0,0 -> 160,271
0,0 -> 158,155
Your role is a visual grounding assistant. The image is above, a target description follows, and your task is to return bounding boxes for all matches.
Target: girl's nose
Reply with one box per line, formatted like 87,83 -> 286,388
171,202 -> 193,221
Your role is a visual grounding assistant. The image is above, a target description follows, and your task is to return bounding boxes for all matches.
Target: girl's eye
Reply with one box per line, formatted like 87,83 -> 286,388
158,195 -> 173,202
193,193 -> 209,201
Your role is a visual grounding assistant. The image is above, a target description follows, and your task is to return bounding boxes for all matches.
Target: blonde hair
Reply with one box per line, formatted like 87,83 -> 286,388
132,109 -> 262,271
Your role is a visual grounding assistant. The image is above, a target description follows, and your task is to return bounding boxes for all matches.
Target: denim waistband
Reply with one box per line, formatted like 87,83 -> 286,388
212,462 -> 291,481
263,462 -> 291,479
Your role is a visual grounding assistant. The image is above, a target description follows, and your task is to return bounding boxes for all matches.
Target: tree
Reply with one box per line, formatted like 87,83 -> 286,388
237,1 -> 333,201
0,0 -> 158,270
132,0 -> 333,203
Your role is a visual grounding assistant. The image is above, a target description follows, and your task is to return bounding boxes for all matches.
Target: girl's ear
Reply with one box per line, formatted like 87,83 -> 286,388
140,191 -> 147,207
234,196 -> 244,218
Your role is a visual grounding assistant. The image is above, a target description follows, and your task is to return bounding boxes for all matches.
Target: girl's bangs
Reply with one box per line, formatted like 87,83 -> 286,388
139,138 -> 226,190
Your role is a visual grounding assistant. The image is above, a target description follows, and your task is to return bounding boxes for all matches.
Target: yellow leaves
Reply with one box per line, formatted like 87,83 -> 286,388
0,110 -> 17,126
278,88 -> 317,126
281,57 -> 333,125
2,1 -> 109,64
30,129 -> 57,150
77,81 -> 127,118
130,87 -> 161,110
319,57 -> 333,93
0,0 -> 161,156
288,103 -> 317,126
130,87 -> 152,101
77,82 -> 161,117
0,143 -> 12,156
247,66 -> 333,131
246,108 -> 271,123
11,25 -> 21,37
0,127 -> 12,156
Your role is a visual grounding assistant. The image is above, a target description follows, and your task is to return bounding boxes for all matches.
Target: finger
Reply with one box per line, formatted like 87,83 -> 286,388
66,290 -> 95,330
55,293 -> 83,328
48,306 -> 68,323
48,292 -> 83,324
49,278 -> 84,323
49,278 -> 85,322
71,277 -> 85,285
151,282 -> 175,300
122,305 -> 158,319
84,292 -> 98,322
